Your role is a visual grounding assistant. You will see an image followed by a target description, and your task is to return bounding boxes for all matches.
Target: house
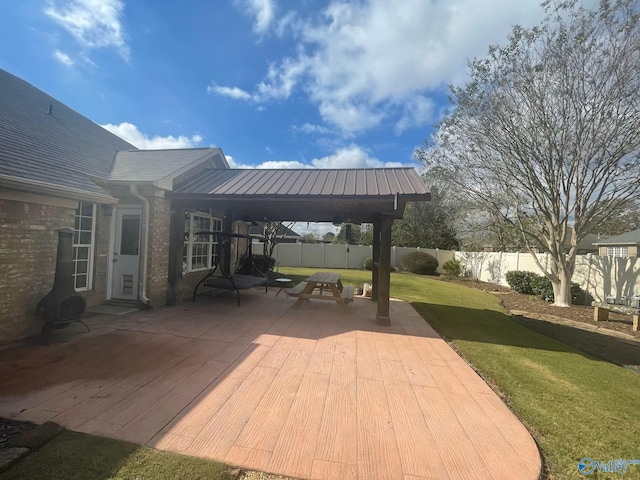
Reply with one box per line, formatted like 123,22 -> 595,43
593,229 -> 640,257
0,69 -> 430,344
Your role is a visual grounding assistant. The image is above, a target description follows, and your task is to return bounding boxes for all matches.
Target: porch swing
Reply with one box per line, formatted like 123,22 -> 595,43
192,231 -> 268,306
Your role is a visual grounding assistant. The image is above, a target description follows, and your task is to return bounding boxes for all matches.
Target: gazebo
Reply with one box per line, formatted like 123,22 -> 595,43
168,167 -> 430,325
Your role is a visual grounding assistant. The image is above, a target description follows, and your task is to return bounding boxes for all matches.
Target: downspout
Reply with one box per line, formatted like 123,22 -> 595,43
130,184 -> 152,307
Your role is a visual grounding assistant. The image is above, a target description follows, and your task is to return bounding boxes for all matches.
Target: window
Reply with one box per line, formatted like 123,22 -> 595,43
73,202 -> 95,290
183,211 -> 222,272
607,246 -> 629,258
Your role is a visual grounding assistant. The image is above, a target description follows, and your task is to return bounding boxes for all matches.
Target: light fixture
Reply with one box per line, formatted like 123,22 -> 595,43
332,215 -> 343,226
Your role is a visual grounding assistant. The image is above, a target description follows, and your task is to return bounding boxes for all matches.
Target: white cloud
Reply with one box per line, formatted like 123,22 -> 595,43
293,123 -> 332,135
395,94 -> 436,135
218,0 -> 545,134
207,84 -> 253,101
311,145 -> 403,169
235,0 -> 276,34
101,122 -> 203,149
53,50 -> 74,66
228,145 -> 408,170
44,0 -> 129,60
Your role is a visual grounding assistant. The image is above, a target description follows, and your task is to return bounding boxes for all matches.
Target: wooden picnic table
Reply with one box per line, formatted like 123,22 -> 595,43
291,272 -> 354,314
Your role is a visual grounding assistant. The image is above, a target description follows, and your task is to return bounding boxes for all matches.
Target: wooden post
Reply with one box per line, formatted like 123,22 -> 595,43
167,207 -> 185,305
222,213 -> 233,275
376,214 -> 393,326
371,220 -> 380,301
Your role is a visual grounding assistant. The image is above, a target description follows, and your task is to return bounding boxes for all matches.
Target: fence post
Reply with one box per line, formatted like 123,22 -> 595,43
298,243 -> 302,267
321,242 -> 325,268
391,246 -> 396,268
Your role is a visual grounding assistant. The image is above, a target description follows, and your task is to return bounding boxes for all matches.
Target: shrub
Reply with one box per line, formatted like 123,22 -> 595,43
522,272 -> 587,304
236,254 -> 275,275
399,251 -> 439,275
505,271 -> 538,295
363,256 -> 374,271
441,259 -> 462,278
530,275 -> 554,301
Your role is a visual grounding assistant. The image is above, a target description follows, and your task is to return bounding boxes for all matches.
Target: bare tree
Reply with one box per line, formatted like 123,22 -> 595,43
416,0 -> 640,306
262,221 -> 296,258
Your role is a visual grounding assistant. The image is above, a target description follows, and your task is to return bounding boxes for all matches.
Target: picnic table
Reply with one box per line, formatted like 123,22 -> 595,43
290,272 -> 354,314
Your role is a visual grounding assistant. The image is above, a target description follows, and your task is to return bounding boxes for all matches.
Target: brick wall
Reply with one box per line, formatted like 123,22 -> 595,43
0,199 -> 75,343
146,195 -> 171,307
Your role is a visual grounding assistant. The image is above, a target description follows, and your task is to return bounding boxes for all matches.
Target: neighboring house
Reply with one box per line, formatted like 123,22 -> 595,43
249,223 -> 301,249
593,229 -> 640,257
0,69 -> 430,343
570,233 -> 606,255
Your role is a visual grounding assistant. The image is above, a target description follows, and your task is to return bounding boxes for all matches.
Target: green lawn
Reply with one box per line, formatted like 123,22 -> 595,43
281,267 -> 640,480
0,430 -> 234,480
5,268 -> 639,480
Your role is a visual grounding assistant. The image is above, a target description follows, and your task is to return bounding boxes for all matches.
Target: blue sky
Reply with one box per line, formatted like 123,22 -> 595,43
0,0 -> 548,173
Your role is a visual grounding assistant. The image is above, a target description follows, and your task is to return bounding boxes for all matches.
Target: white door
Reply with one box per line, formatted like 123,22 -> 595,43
111,207 -> 141,300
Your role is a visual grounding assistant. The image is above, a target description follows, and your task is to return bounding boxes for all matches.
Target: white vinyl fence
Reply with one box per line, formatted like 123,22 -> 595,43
270,242 -> 640,302
271,243 -> 455,272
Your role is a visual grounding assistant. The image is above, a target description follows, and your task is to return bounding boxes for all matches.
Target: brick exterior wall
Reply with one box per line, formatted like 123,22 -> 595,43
146,195 -> 171,307
0,199 -> 75,343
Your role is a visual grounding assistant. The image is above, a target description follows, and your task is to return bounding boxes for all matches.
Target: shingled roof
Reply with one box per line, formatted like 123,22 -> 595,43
109,148 -> 228,189
594,229 -> 640,246
0,69 -> 134,201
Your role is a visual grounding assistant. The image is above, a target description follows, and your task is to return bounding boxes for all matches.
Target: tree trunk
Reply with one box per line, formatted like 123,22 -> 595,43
552,269 -> 573,307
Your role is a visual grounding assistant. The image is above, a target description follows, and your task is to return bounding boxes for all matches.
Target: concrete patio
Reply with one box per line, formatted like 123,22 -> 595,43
0,289 -> 541,480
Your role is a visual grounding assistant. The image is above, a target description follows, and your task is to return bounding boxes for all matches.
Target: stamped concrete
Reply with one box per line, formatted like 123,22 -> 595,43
0,290 -> 541,480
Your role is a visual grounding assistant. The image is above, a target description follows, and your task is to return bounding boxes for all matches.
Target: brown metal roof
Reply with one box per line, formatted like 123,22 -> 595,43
174,167 -> 429,197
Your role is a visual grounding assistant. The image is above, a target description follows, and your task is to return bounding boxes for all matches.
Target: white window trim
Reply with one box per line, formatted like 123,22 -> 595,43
607,246 -> 629,258
73,202 -> 96,291
184,211 -> 222,272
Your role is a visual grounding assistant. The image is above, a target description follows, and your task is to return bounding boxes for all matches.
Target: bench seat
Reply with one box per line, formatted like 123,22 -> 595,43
592,301 -> 639,331
204,274 -> 267,290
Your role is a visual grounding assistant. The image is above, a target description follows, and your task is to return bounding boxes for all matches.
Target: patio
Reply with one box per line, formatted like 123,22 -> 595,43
0,290 -> 541,480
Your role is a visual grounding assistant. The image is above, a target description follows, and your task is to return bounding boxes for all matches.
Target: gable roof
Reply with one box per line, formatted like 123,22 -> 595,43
0,69 -> 134,202
108,147 -> 229,189
593,229 -> 640,246
174,167 -> 429,197
172,167 -> 431,223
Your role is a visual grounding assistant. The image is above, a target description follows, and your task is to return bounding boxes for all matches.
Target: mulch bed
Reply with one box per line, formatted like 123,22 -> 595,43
0,419 -> 36,450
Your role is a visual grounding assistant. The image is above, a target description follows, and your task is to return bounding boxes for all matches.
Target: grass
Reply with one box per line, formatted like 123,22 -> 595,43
281,267 -> 640,480
0,430 -> 234,480
5,267 -> 638,480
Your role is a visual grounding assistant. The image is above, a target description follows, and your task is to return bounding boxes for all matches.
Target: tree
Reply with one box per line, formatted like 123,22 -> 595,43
300,232 -> 320,243
262,221 -> 296,258
416,0 -> 640,306
331,224 -> 374,245
590,201 -> 640,236
392,187 -> 461,249
322,232 -> 336,242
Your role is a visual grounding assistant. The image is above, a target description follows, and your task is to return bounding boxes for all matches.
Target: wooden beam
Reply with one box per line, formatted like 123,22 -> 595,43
222,213 -> 234,275
376,214 -> 393,326
166,207 -> 185,305
371,220 -> 380,301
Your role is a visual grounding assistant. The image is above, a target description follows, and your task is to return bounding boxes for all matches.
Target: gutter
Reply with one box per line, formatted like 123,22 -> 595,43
130,185 -> 152,307
0,174 -> 119,204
